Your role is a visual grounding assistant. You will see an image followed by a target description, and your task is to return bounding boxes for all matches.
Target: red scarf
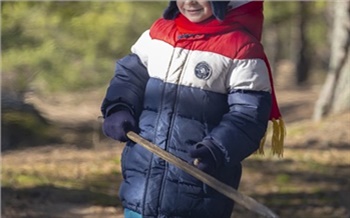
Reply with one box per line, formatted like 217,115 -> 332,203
175,1 -> 264,40
175,1 -> 285,156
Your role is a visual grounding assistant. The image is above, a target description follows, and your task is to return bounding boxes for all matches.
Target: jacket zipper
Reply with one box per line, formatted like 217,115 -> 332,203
157,37 -> 192,214
142,42 -> 179,216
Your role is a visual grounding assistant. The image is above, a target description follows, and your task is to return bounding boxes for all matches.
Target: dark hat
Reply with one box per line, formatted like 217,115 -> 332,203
163,1 -> 230,21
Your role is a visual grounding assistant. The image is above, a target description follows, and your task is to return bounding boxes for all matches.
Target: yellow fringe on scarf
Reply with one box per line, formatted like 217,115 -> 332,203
257,118 -> 286,157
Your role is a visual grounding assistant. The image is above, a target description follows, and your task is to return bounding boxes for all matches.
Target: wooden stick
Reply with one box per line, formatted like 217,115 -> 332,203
126,131 -> 279,218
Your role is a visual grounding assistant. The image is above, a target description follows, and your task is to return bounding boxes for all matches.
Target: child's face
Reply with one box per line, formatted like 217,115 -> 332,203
176,0 -> 213,23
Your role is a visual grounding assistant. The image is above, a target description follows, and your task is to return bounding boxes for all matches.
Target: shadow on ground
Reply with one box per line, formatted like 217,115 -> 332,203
2,171 -> 123,218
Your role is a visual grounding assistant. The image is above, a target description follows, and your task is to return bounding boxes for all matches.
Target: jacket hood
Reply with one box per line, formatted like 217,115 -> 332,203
163,0 -> 253,21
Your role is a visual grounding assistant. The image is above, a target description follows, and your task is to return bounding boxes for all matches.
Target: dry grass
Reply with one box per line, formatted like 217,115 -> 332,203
2,87 -> 350,218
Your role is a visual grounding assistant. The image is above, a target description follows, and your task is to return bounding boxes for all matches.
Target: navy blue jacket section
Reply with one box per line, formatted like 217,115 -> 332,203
101,53 -> 271,217
101,54 -> 149,117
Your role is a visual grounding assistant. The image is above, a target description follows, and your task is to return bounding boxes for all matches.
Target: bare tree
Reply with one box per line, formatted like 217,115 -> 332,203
313,1 -> 350,121
295,1 -> 311,85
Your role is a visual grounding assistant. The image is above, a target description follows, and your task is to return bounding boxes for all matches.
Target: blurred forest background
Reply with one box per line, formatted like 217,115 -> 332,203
1,1 -> 349,218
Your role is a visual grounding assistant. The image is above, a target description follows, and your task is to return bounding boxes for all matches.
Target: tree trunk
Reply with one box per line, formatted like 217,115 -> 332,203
295,1 -> 311,85
313,1 -> 350,121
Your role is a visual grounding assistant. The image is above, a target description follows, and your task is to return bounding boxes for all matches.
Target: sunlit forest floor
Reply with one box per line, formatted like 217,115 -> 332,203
2,84 -> 350,218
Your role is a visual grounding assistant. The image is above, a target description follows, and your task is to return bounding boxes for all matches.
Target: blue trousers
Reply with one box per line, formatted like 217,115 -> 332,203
124,208 -> 142,218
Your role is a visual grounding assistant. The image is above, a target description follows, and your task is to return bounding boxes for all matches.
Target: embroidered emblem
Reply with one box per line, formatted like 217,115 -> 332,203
194,61 -> 212,80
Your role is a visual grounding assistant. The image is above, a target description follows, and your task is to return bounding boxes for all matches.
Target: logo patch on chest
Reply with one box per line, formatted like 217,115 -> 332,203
194,61 -> 212,80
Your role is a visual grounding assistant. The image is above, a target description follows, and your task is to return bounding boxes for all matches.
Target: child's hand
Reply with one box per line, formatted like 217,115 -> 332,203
189,141 -> 224,176
102,110 -> 136,142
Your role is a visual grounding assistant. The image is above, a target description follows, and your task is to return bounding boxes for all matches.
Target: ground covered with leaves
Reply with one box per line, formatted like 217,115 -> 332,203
2,86 -> 349,218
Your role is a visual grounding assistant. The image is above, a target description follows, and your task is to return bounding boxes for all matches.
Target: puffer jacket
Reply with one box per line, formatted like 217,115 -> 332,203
101,2 -> 272,217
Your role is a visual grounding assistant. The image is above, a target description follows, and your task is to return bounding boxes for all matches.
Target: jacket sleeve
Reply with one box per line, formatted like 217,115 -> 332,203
204,42 -> 272,166
101,31 -> 151,118
205,90 -> 271,166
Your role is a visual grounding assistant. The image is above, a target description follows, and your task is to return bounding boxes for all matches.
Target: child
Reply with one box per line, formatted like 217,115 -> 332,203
101,1 -> 285,217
